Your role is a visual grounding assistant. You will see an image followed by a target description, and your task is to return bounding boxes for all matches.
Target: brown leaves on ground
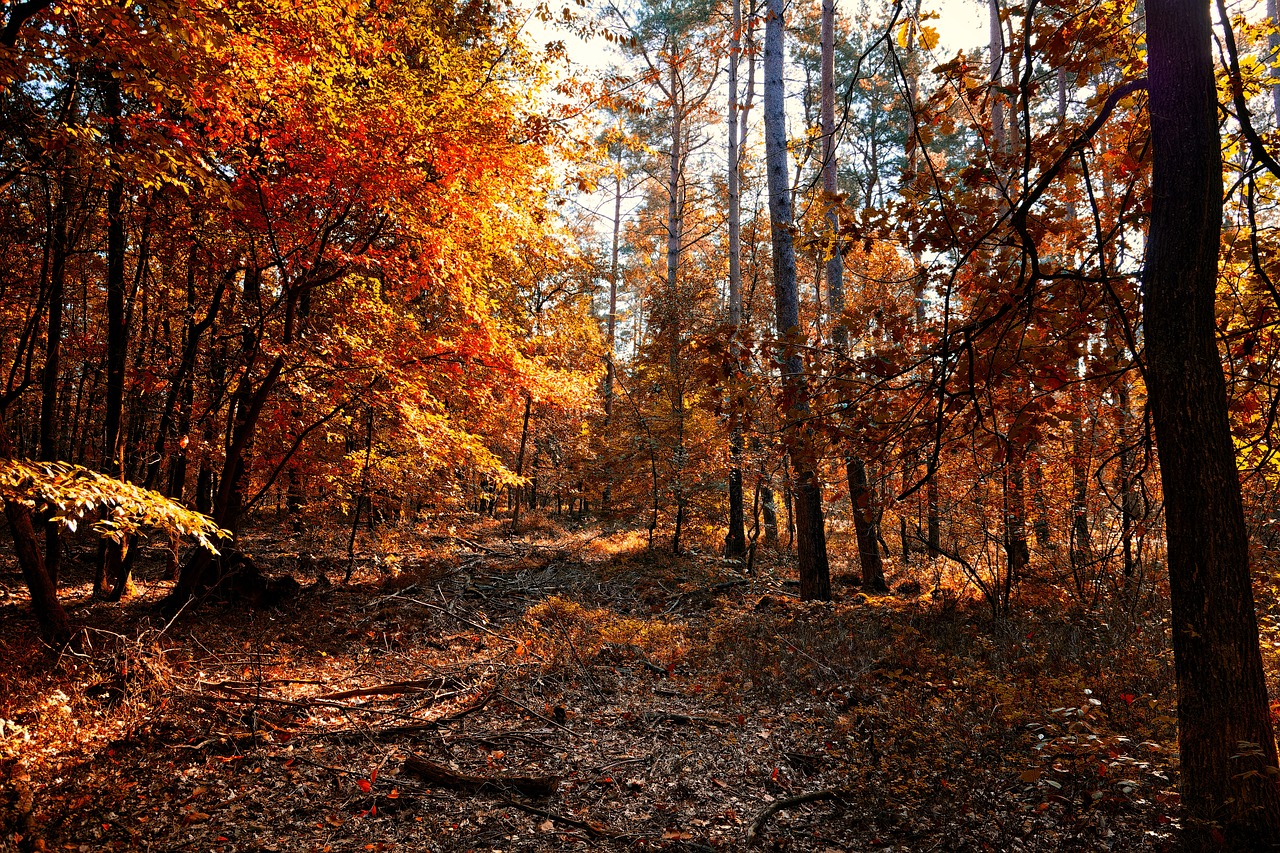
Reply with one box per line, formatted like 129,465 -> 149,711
0,523 -> 1200,852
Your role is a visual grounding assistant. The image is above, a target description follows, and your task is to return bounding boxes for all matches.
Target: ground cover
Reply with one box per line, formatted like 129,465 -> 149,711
1,519 -> 1249,852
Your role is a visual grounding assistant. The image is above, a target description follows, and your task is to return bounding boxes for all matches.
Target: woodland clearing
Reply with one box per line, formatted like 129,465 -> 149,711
2,517 -> 1247,853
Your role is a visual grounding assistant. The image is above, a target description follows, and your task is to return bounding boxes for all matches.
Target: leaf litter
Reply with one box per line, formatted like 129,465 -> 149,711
0,521 -> 1202,851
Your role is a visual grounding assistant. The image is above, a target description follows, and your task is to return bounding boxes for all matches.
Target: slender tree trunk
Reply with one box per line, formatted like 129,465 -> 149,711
1004,442 -> 1029,579
761,480 -> 779,548
849,457 -> 886,591
511,393 -> 531,530
765,0 -> 829,598
39,171 -> 71,591
926,464 -> 940,556
988,0 -> 1005,152
1070,397 -> 1091,557
819,0 -> 882,590
99,72 -> 130,599
1116,377 -> 1138,577
345,404 -> 374,583
1145,0 -> 1280,845
662,45 -> 689,555
603,163 -> 621,513
724,0 -> 747,561
1060,69 -> 1092,564
1269,0 -> 1280,122
1028,446 -> 1051,548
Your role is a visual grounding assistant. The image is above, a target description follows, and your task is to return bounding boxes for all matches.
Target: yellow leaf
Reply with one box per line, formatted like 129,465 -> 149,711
919,24 -> 940,51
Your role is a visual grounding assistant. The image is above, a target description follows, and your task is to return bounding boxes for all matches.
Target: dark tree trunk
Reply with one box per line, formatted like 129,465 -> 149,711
99,72 -> 130,600
1029,451 -> 1052,548
1005,444 -> 1029,580
724,0 -> 747,561
926,461 -> 940,557
761,481 -> 779,548
1116,377 -> 1138,577
1145,0 -> 1280,845
4,501 -> 72,644
1070,404 -> 1091,558
511,393 -> 531,530
0,425 -> 71,643
848,456 -> 886,592
39,171 -> 71,591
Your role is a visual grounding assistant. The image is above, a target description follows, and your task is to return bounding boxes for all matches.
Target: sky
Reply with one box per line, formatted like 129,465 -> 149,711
521,0 -> 993,77
905,0 -> 988,54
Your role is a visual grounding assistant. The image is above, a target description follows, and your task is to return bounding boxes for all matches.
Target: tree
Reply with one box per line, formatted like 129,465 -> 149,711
723,0 -> 754,562
764,0 -> 829,599
1144,0 -> 1280,845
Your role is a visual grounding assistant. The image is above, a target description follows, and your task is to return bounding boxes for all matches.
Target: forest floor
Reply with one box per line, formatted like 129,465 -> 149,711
3,516 -> 1272,852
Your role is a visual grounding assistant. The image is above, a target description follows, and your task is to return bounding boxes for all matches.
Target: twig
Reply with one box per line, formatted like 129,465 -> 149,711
498,798 -> 613,838
387,593 -> 524,647
199,683 -> 425,721
745,787 -> 850,847
498,692 -> 580,739
401,754 -> 559,797
305,686 -> 499,740
311,677 -> 457,701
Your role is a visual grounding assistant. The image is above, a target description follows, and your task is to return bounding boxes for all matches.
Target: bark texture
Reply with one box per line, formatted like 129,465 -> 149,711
764,0 -> 829,599
1145,0 -> 1280,845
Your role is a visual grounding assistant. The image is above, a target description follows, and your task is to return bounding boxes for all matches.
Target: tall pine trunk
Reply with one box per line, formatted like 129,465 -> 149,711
723,0 -> 748,561
764,0 -> 829,599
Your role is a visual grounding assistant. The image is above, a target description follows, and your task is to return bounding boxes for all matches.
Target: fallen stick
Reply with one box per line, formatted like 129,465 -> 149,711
312,677 -> 457,701
745,787 -> 850,847
498,798 -> 613,839
388,593 -> 524,647
307,686 -> 499,740
401,754 -> 559,797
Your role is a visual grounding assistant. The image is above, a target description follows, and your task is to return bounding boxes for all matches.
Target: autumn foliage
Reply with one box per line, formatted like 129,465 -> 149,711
3,0 -> 1280,848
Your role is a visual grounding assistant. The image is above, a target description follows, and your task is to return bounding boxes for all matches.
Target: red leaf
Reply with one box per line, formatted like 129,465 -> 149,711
358,779 -> 372,792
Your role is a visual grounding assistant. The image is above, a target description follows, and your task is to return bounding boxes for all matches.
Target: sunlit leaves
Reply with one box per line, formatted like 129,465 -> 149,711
0,459 -> 228,547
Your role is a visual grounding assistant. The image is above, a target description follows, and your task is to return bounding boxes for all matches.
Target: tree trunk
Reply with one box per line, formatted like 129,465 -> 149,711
1028,448 -> 1052,548
0,424 -> 71,643
1070,391 -> 1091,560
100,72 -> 130,600
849,457 -> 886,592
4,500 -> 72,644
603,162 -> 621,513
39,167 -> 72,591
761,481 -> 779,548
666,50 -> 687,558
1269,0 -> 1280,122
1116,377 -> 1137,577
724,0 -> 747,561
764,0 -> 830,599
1145,0 -> 1280,845
511,393 -> 531,530
344,404 -> 375,582
988,0 -> 1005,152
1004,443 -> 1029,580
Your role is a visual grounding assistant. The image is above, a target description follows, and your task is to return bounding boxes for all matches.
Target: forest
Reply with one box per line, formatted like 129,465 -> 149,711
2,0 -> 1280,849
